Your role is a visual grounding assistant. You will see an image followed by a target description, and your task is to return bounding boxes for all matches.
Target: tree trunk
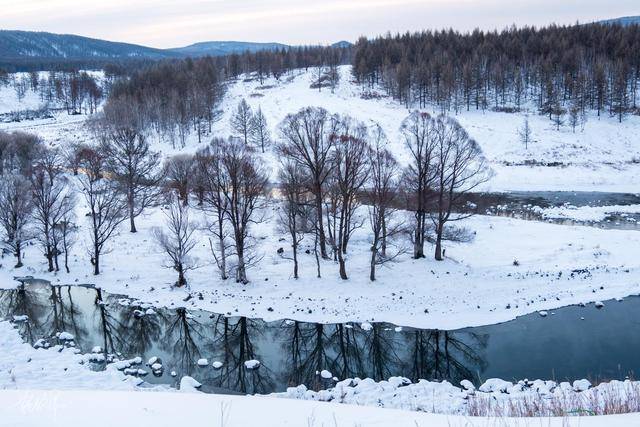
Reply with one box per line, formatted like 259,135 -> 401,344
47,246 -> 54,272
434,222 -> 444,261
381,215 -> 387,258
314,183 -> 327,259
176,264 -> 187,287
236,247 -> 248,284
128,191 -> 137,233
15,242 -> 23,268
292,242 -> 299,279
314,229 -> 321,278
93,248 -> 100,275
338,250 -> 348,280
218,233 -> 228,280
369,242 -> 377,282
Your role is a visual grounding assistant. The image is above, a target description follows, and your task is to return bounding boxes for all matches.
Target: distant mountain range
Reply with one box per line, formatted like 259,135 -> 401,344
0,30 -> 353,63
168,41 -> 289,57
597,16 -> 640,26
0,30 -> 177,60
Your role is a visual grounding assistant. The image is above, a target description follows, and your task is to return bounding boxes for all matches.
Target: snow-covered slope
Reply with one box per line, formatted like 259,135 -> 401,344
4,65 -> 640,192
209,66 -> 640,192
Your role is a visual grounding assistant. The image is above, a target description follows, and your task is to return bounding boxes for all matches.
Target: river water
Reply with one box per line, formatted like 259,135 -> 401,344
2,281 -> 638,394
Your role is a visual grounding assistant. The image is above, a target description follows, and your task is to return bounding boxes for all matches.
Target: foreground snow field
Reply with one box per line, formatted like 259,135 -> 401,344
1,389 -> 639,427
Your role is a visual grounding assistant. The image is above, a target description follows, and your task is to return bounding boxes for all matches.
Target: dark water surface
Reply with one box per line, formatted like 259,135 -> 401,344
1,281 -> 638,394
469,191 -> 640,229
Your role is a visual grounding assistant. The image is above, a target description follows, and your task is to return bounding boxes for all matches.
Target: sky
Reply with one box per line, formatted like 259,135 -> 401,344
0,0 -> 638,48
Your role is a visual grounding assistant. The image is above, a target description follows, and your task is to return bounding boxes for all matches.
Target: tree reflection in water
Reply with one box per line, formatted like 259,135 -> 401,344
94,288 -> 127,354
0,284 -> 48,343
210,316 -> 274,394
405,330 -> 488,384
0,283 -> 489,394
166,307 -> 203,375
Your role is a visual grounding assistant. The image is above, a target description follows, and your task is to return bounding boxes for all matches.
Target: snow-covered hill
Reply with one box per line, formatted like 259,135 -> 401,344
171,65 -> 640,192
4,65 -> 640,192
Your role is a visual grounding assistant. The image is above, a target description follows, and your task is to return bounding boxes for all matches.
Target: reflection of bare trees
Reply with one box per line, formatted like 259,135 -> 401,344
166,308 -> 203,375
1,283 -> 491,394
94,288 -> 126,354
0,284 -> 48,343
332,324 -> 366,380
211,316 -> 274,394
118,305 -> 164,356
363,324 -> 401,381
46,286 -> 86,342
288,323 -> 337,390
405,330 -> 488,384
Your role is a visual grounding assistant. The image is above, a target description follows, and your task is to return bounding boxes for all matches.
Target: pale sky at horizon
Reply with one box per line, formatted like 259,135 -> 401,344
0,0 -> 638,48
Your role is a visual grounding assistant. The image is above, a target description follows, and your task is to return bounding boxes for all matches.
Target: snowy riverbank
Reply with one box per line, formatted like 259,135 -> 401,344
2,319 -> 640,424
2,210 -> 640,330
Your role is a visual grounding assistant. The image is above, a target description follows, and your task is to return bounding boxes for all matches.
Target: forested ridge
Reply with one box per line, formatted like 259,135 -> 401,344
352,23 -> 640,122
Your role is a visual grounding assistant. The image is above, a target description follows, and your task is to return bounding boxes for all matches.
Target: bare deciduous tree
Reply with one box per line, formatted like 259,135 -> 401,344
153,196 -> 198,287
431,116 -> 492,261
30,149 -> 71,272
0,173 -> 33,268
367,127 -> 404,281
401,111 -> 436,259
56,195 -> 78,274
278,160 -> 312,279
519,115 -> 533,149
164,154 -> 194,206
76,147 -> 127,275
95,96 -> 163,233
278,107 -> 335,259
197,140 -> 231,280
331,116 -> 370,280
217,138 -> 269,284
230,99 -> 254,145
249,106 -> 270,153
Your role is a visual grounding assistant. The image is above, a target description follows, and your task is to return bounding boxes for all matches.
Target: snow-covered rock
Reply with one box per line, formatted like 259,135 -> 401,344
244,360 -> 260,370
179,376 -> 202,393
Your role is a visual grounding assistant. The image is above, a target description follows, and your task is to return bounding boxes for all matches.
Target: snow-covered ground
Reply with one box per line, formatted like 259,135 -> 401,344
0,320 -> 143,391
276,376 -> 640,417
5,389 -> 639,427
1,201 -> 639,330
1,66 -> 640,329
